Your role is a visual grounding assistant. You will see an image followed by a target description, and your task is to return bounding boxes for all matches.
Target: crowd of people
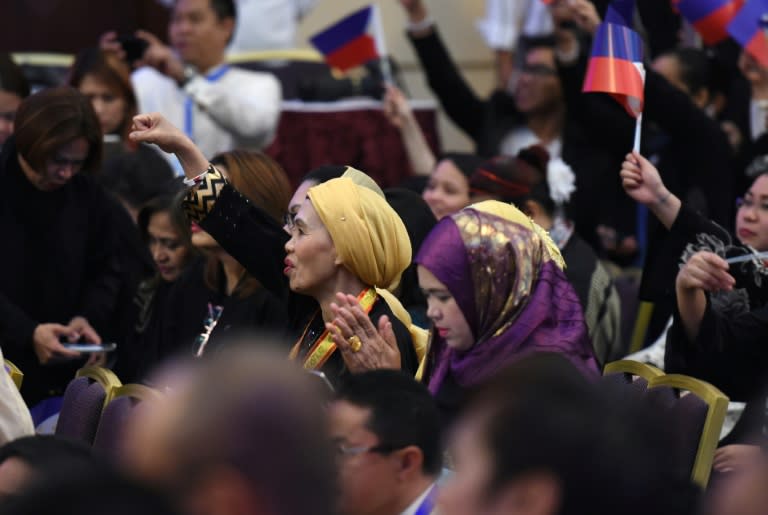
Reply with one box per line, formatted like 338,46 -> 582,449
0,0 -> 767,513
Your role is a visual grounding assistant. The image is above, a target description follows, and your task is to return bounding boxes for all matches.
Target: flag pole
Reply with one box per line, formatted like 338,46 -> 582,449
632,63 -> 646,152
632,113 -> 642,152
372,4 -> 394,84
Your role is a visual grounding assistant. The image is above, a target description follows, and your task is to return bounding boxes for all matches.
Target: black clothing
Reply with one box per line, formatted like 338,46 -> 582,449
197,183 -> 419,381
292,298 -> 416,387
662,205 -> 768,443
113,277 -> 173,384
407,28 -> 621,251
0,138 -> 121,404
158,257 -> 289,360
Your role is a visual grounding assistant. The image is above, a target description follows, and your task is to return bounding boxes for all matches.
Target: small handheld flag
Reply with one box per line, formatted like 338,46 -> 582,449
727,0 -> 768,67
676,0 -> 744,45
582,23 -> 645,119
310,5 -> 385,73
583,0 -> 645,150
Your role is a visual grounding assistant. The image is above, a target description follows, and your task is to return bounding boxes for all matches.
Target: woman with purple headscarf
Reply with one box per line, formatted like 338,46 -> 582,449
415,200 -> 598,421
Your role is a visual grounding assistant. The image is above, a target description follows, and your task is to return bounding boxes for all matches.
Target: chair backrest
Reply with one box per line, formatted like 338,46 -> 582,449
55,367 -> 122,445
92,384 -> 162,457
4,359 -> 23,390
647,374 -> 729,488
603,359 -> 665,382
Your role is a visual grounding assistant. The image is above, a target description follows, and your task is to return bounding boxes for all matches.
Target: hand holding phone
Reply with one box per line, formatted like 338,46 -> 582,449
117,35 -> 149,65
60,341 -> 117,353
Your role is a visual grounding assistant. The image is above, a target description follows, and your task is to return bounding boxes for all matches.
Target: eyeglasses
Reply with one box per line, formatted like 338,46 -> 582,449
50,155 -> 86,170
519,64 -> 558,77
335,442 -> 405,459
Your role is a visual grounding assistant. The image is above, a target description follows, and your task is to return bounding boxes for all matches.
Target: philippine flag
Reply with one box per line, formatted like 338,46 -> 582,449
310,5 -> 383,72
727,0 -> 768,67
582,15 -> 645,118
676,0 -> 744,45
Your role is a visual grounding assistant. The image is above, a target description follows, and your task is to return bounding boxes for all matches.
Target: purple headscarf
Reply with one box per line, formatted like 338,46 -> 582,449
415,202 -> 598,394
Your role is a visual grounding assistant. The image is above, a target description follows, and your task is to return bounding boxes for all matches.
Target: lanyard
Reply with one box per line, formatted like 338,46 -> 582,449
414,484 -> 438,515
183,64 -> 230,141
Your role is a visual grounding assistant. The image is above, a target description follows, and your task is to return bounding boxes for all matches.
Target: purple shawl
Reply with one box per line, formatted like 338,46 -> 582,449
415,206 -> 598,394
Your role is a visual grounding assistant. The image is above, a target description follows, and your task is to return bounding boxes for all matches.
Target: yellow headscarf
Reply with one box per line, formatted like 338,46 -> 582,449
308,171 -> 429,378
471,200 -> 566,270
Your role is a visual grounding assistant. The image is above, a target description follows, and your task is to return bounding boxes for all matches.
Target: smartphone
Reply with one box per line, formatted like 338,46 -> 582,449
62,343 -> 117,353
117,35 -> 149,65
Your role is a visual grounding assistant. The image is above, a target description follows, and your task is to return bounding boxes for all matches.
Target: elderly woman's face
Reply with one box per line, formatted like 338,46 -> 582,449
284,198 -> 339,295
736,174 -> 768,252
417,265 -> 473,351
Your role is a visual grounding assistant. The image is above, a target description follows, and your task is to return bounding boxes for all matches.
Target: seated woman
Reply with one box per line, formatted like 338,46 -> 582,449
128,113 -> 422,383
160,150 -> 291,359
414,200 -> 599,420
620,151 -> 768,470
114,192 -> 196,382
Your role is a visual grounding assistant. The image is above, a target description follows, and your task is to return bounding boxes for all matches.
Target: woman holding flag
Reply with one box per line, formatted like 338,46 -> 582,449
621,150 -> 768,471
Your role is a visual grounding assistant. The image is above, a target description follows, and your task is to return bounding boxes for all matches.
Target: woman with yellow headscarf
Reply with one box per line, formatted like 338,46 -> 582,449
128,112 -> 423,383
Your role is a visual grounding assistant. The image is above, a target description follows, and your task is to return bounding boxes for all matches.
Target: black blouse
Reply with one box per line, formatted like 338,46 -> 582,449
184,173 -> 419,381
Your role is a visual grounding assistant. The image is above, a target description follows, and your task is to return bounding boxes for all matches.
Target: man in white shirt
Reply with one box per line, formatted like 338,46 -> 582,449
329,370 -> 441,515
107,0 -> 281,167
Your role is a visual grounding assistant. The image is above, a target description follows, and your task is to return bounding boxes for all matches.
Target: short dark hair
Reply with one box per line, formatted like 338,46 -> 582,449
0,435 -> 93,472
14,87 -> 102,174
2,459 -> 180,515
0,53 -> 30,98
336,370 -> 443,476
302,165 -> 347,185
663,47 -> 712,98
470,353 -> 698,515
209,0 -> 236,21
519,35 -> 557,54
166,345 -> 337,515
101,150 -> 177,210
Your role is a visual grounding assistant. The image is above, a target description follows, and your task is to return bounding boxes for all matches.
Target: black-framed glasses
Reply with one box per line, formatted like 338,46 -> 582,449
519,63 -> 557,77
335,442 -> 406,459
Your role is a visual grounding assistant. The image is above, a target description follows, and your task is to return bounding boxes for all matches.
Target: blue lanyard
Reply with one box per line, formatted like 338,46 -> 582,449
183,64 -> 230,141
414,485 -> 438,515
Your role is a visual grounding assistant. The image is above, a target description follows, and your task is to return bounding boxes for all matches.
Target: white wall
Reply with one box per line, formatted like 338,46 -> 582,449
296,0 -> 495,152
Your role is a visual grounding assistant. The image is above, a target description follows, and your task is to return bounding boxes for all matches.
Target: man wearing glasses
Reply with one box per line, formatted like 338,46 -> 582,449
329,370 -> 442,515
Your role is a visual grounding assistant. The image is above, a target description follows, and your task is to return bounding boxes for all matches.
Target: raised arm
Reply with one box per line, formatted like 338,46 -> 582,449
129,113 -> 289,297
620,152 -> 681,229
382,84 -> 436,176
399,0 -> 489,144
